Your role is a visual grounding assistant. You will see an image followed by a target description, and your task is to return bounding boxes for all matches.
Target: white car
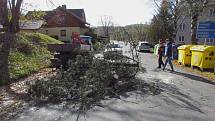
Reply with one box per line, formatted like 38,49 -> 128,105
137,42 -> 151,52
104,43 -> 123,55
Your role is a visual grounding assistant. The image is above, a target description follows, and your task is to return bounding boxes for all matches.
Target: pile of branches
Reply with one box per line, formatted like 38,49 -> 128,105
29,53 -> 140,109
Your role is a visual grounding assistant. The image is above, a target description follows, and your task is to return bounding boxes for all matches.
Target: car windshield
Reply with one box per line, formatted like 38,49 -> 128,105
141,43 -> 150,46
80,37 -> 92,45
108,44 -> 121,48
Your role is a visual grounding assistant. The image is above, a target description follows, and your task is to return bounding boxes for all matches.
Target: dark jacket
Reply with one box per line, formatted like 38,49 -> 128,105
165,42 -> 173,57
158,43 -> 164,55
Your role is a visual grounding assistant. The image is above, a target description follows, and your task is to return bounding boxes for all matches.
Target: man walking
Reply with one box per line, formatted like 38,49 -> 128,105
157,39 -> 165,68
163,39 -> 174,72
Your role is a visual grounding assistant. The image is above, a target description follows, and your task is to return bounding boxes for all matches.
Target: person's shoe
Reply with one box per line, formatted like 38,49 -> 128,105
162,68 -> 165,71
171,69 -> 174,72
157,66 -> 161,68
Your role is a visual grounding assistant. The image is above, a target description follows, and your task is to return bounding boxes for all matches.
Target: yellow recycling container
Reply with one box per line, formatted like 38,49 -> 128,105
190,45 -> 215,71
178,45 -> 193,65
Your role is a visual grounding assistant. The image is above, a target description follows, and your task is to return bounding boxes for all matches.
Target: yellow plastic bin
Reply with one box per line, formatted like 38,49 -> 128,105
190,45 -> 215,71
177,45 -> 193,65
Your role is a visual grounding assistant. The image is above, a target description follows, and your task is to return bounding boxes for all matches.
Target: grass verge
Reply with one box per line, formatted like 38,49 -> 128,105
9,32 -> 62,80
173,60 -> 215,81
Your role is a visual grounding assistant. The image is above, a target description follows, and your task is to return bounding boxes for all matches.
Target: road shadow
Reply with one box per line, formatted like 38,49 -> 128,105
152,68 -> 163,72
95,77 -> 203,112
90,80 -> 204,121
152,67 -> 215,85
8,77 -> 206,121
169,70 -> 215,85
157,81 -> 203,113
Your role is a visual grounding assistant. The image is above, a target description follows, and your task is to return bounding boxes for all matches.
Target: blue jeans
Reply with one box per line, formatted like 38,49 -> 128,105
164,57 -> 174,71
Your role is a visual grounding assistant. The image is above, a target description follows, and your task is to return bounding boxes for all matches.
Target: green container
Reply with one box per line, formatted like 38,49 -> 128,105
154,44 -> 159,55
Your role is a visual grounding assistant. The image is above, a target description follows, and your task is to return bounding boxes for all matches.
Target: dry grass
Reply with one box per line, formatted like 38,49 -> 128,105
173,60 -> 215,81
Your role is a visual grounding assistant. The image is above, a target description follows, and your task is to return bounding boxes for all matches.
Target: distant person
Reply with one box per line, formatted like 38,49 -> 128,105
163,39 -> 174,72
157,39 -> 165,68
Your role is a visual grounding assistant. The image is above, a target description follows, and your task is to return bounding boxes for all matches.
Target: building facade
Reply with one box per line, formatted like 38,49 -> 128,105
26,5 -> 89,42
175,0 -> 215,45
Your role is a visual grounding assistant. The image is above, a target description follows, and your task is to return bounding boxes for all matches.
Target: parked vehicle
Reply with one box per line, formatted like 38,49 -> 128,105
80,35 -> 93,51
104,43 -> 123,55
48,33 -> 93,68
137,42 -> 151,52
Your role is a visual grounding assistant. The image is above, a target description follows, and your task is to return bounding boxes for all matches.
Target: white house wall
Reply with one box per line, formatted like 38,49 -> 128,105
176,17 -> 191,44
39,27 -> 82,42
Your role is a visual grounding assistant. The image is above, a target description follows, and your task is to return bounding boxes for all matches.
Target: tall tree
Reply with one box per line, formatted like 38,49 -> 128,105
169,0 -> 179,40
147,16 -> 161,43
152,0 -> 208,44
0,0 -> 23,84
183,0 -> 208,44
148,0 -> 174,42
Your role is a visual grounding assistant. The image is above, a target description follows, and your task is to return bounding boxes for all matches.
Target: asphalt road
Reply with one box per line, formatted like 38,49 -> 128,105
8,52 -> 215,121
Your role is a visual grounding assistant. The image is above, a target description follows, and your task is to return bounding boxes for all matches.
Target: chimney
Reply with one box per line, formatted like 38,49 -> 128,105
62,5 -> 66,9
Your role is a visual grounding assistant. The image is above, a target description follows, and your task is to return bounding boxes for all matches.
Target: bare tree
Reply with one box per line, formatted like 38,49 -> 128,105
99,15 -> 114,39
184,0 -> 208,44
132,24 -> 147,42
0,0 -> 23,33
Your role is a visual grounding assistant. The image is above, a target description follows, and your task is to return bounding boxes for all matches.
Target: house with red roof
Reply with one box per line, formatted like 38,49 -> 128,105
26,5 -> 90,42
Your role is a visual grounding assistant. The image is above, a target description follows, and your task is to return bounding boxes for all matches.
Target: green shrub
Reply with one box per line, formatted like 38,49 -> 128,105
93,42 -> 104,51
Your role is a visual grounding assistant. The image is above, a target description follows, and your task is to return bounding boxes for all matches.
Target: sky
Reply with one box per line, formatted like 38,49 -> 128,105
24,0 -> 155,27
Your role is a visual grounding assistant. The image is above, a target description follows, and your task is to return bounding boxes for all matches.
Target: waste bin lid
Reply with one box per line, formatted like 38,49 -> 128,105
190,45 -> 215,52
177,45 -> 193,50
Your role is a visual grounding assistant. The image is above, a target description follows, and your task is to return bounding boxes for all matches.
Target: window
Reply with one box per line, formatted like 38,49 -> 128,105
206,38 -> 214,44
179,23 -> 185,31
45,30 -> 48,34
60,30 -> 66,37
179,36 -> 185,42
209,9 -> 215,17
